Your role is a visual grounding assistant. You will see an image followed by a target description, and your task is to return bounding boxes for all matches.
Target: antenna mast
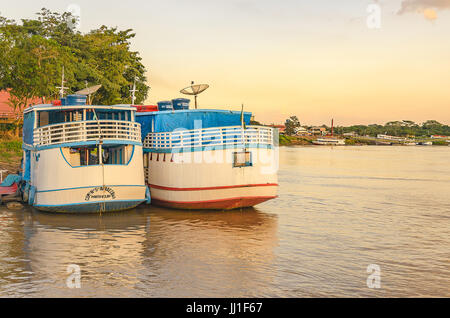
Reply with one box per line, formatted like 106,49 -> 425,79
56,66 -> 69,98
130,78 -> 138,105
331,118 -> 334,137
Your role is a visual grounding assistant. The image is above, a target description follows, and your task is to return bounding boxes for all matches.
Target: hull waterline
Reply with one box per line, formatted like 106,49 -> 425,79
151,196 -> 277,210
33,199 -> 144,213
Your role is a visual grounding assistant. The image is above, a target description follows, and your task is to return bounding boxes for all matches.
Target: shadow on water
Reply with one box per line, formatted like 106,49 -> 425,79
0,204 -> 278,297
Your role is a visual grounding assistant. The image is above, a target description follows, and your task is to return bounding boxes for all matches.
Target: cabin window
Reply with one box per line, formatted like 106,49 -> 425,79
38,111 -> 49,127
36,109 -> 131,128
233,151 -> 252,168
62,145 -> 134,167
37,110 -> 84,127
64,147 -> 99,166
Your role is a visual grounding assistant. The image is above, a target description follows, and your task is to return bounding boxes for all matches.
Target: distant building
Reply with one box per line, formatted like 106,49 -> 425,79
343,131 -> 358,137
294,126 -> 309,136
309,126 -> 327,136
0,89 -> 42,120
377,134 -> 407,142
0,90 -> 16,119
430,135 -> 449,139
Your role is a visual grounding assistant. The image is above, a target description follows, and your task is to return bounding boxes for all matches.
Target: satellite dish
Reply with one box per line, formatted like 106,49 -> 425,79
75,84 -> 102,95
75,84 -> 102,105
180,82 -> 209,109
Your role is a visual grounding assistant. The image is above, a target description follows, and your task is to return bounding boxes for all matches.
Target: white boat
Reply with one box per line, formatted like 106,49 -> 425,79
21,94 -> 149,213
136,109 -> 278,210
312,138 -> 346,146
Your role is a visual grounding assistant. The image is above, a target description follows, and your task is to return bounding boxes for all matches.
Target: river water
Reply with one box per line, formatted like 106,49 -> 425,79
0,146 -> 449,297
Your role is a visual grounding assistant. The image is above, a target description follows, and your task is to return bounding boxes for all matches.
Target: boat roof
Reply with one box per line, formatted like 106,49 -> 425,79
135,108 -> 252,137
24,104 -> 136,114
136,108 -> 251,116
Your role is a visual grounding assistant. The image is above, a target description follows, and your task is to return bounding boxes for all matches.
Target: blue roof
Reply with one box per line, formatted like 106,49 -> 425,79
136,109 -> 252,142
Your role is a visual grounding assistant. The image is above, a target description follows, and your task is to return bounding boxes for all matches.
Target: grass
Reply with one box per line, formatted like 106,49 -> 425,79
0,137 -> 22,173
279,135 -> 314,146
279,134 -> 295,146
432,140 -> 448,146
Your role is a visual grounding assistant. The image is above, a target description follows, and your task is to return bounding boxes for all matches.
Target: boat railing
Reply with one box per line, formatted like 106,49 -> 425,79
33,120 -> 141,146
143,125 -> 274,149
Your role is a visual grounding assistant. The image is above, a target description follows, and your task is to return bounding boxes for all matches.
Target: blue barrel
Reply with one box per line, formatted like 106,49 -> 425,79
172,98 -> 190,110
60,98 -> 66,106
66,94 -> 87,106
157,101 -> 173,111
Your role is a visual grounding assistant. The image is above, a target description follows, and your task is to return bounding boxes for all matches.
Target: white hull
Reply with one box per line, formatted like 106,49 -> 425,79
313,139 -> 346,145
146,147 -> 278,210
28,146 -> 146,213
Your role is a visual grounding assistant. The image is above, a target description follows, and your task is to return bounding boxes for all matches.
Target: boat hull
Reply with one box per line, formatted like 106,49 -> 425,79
27,146 -> 147,213
151,196 -> 277,210
34,200 -> 143,213
149,183 -> 278,210
145,147 -> 278,210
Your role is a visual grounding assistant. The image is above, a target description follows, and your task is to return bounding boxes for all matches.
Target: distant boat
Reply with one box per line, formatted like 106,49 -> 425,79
405,142 -> 417,146
312,138 -> 345,146
376,141 -> 393,146
417,141 -> 432,146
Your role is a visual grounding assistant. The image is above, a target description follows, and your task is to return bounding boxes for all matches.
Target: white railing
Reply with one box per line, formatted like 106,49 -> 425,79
33,120 -> 141,146
143,125 -> 274,149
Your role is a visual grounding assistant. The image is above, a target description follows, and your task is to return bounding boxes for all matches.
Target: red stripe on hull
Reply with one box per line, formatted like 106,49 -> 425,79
151,196 -> 277,210
149,183 -> 278,192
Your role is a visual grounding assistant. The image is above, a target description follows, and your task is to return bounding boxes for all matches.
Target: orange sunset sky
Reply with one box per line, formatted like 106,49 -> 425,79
4,0 -> 450,125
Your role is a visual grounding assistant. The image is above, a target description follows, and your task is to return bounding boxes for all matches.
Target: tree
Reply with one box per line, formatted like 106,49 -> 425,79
0,8 -> 150,111
285,116 -> 301,136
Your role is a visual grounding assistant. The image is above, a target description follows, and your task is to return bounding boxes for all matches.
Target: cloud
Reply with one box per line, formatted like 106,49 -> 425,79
423,8 -> 438,20
398,0 -> 450,20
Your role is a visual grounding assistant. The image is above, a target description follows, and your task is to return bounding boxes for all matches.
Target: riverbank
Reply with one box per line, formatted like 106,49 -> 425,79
279,135 -> 450,146
0,138 -> 22,175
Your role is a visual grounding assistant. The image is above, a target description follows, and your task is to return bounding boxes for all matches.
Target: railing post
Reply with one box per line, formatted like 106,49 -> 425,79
83,121 -> 86,141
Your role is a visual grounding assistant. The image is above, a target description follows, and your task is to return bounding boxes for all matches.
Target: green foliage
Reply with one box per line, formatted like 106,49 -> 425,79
334,120 -> 450,137
0,8 -> 149,112
0,139 -> 22,161
345,138 -> 356,145
279,134 -> 293,145
285,116 -> 301,136
432,140 -> 448,146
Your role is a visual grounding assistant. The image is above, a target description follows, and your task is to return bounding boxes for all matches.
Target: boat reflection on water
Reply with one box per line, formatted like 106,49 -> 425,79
0,205 -> 278,297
